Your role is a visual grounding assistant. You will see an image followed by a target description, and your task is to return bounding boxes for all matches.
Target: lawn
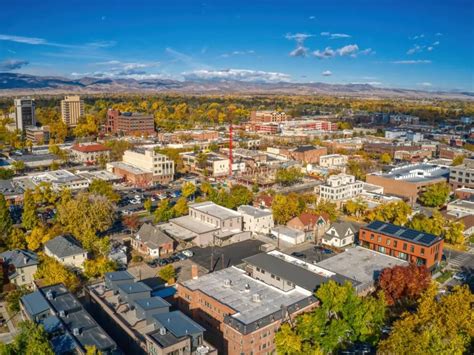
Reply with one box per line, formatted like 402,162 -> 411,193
435,270 -> 453,284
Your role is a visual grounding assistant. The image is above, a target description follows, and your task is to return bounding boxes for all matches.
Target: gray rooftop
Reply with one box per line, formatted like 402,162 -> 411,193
316,246 -> 408,291
134,297 -> 170,311
105,270 -> 135,282
136,223 -> 174,249
182,266 -> 314,326
0,249 -> 39,268
0,180 -> 24,197
117,281 -> 152,295
170,215 -> 218,234
190,201 -> 242,220
153,311 -> 205,337
374,163 -> 449,183
45,235 -> 85,258
271,226 -> 304,239
21,291 -> 50,317
237,205 -> 272,218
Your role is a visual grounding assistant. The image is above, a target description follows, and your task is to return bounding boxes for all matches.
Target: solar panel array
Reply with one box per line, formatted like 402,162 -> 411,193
365,221 -> 440,246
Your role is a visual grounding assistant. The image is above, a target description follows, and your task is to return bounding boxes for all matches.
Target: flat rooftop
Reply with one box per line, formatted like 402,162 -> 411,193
171,215 -> 218,234
107,161 -> 151,175
316,246 -> 408,289
190,201 -> 242,220
237,205 -> 272,218
373,163 -> 449,183
182,266 -> 313,326
159,222 -> 197,241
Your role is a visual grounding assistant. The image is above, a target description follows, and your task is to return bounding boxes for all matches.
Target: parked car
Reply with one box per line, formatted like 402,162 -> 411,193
453,272 -> 467,281
291,252 -> 306,259
182,250 -> 194,257
157,259 -> 169,266
146,259 -> 159,268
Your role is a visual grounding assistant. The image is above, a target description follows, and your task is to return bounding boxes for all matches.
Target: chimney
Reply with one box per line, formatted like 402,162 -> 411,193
191,264 -> 199,280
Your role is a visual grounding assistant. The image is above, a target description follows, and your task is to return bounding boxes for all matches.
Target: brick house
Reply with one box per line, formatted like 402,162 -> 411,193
132,223 -> 174,257
287,212 -> 330,240
289,145 -> 327,164
70,143 -> 110,164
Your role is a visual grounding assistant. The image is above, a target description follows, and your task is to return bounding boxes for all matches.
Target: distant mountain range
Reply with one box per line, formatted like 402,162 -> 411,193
0,72 -> 472,99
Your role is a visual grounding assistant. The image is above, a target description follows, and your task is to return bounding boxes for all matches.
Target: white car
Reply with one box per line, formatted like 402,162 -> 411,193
182,250 -> 194,257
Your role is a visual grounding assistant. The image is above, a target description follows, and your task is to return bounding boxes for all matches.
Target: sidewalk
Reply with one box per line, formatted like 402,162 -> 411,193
0,303 -> 17,344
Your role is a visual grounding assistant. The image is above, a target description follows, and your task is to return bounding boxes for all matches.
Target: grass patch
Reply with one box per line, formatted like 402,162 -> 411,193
436,270 -> 453,283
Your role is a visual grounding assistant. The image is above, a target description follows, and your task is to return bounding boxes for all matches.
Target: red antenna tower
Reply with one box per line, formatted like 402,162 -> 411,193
229,121 -> 233,177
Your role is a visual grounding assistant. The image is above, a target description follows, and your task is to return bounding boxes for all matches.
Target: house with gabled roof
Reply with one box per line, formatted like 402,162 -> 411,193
132,223 -> 174,257
0,249 -> 39,288
287,212 -> 330,240
45,235 -> 88,269
322,222 -> 357,248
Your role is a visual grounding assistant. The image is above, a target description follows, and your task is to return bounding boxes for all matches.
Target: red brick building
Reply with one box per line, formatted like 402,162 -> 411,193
105,109 -> 155,136
289,145 -> 328,164
359,221 -> 444,270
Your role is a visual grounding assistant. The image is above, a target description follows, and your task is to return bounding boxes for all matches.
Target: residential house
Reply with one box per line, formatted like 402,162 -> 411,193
287,212 -> 330,241
253,194 -> 273,209
270,226 -> 305,245
237,205 -> 274,235
322,222 -> 357,248
0,249 -> 39,288
132,223 -> 174,257
44,235 -> 88,269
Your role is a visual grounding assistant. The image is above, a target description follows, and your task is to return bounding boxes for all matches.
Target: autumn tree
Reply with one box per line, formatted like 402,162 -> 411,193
344,198 -> 368,218
276,281 -> 386,354
379,153 -> 392,165
0,321 -> 54,355
25,224 -> 58,251
84,257 -> 117,279
35,256 -> 80,292
6,227 -> 27,249
452,155 -> 465,166
0,193 -> 12,238
444,220 -> 465,246
419,182 -> 450,207
5,286 -> 29,313
159,264 -> 176,283
312,199 -> 339,222
123,214 -> 139,234
182,182 -> 197,200
275,167 -> 304,186
22,189 -> 39,230
88,179 -> 120,202
377,264 -> 431,306
144,198 -> 153,214
378,285 -> 473,354
172,197 -> 188,217
154,199 -> 174,223
365,201 -> 412,226
272,194 -> 304,224
228,184 -> 254,208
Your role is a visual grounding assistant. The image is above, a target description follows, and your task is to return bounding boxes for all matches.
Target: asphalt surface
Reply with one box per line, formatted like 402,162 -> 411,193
189,239 -> 265,272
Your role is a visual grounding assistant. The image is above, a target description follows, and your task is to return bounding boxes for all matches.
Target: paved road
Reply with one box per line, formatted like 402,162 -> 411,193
446,248 -> 474,272
0,303 -> 17,344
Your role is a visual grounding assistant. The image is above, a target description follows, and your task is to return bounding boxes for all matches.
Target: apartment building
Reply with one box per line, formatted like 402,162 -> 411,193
319,173 -> 363,203
0,249 -> 39,288
237,205 -> 274,235
449,157 -> 474,189
86,271 -> 216,355
70,143 -> 111,164
250,110 -> 287,122
25,125 -> 50,144
61,95 -> 84,126
14,97 -> 36,131
359,221 -> 444,269
289,145 -> 327,164
181,151 -> 229,177
366,163 -> 449,204
157,130 -> 219,143
113,147 -> 175,184
105,109 -> 155,136
21,284 -> 117,354
319,154 -> 348,169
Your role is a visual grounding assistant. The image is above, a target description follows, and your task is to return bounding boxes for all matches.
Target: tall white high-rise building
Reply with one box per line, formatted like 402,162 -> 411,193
61,95 -> 84,126
14,98 -> 36,131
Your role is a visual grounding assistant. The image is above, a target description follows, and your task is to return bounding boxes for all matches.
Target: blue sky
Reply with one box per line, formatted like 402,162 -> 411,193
0,0 -> 473,91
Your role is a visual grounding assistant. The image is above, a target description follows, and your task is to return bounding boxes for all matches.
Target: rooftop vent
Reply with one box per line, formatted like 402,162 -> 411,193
224,279 -> 232,287
59,310 -> 66,317
252,293 -> 262,303
244,284 -> 250,292
46,290 -> 54,300
159,327 -> 166,335
72,328 -> 80,336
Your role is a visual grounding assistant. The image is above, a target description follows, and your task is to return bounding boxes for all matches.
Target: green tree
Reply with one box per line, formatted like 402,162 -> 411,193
366,201 -> 412,226
228,184 -> 254,208
173,197 -> 188,217
11,160 -> 26,174
158,264 -> 176,283
196,152 -> 208,170
154,199 -> 174,223
444,220 -> 465,246
22,189 -> 39,230
272,194 -> 304,224
419,182 -> 450,207
452,155 -> 465,166
85,345 -> 103,355
88,179 -> 120,202
5,287 -> 30,314
344,198 -> 368,218
0,321 -> 54,355
378,285 -> 473,354
275,167 -> 304,186
0,193 -> 12,238
276,281 -> 386,354
144,198 -> 153,214
313,199 -> 339,222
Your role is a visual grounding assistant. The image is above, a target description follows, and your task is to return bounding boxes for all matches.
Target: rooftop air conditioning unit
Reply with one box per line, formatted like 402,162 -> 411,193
159,327 -> 166,335
72,328 -> 80,336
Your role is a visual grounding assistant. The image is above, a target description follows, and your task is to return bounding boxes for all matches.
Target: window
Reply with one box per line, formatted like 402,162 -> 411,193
378,246 -> 386,253
421,248 -> 425,255
377,236 -> 382,242
370,234 -> 374,241
393,241 -> 398,248
410,245 -> 415,253
403,243 -> 407,251
398,252 -> 408,261
386,239 -> 391,246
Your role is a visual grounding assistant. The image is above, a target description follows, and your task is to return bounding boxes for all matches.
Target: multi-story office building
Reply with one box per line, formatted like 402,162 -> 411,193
319,154 -> 348,169
109,147 -> 174,185
70,143 -> 111,164
14,98 -> 36,131
319,173 -> 363,203
449,157 -> 474,189
105,109 -> 155,136
61,95 -> 84,126
250,110 -> 287,123
359,221 -> 444,269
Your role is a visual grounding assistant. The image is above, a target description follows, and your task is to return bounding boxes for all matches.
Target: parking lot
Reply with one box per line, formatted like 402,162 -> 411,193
284,242 -> 336,264
190,239 -> 265,272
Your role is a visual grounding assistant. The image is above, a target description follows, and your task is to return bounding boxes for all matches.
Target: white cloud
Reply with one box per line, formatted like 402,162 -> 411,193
84,60 -> 161,78
418,82 -> 432,87
86,40 -> 116,48
435,32 -> 443,36
182,69 -> 291,83
0,33 -> 117,49
407,44 -> 424,55
0,34 -> 46,45
433,41 -> 440,46
220,50 -> 255,58
410,34 -> 425,40
313,47 -> 336,59
337,44 -> 359,56
289,46 -> 309,57
320,32 -> 351,39
360,48 -> 375,55
309,16 -> 316,20
285,33 -> 313,42
427,46 -> 434,51
391,60 -> 432,64
322,70 -> 332,76
286,33 -> 314,57
0,59 -> 29,71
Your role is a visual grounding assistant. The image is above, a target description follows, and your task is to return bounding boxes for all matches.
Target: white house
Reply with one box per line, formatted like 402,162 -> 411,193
237,205 -> 274,235
322,222 -> 357,248
44,235 -> 88,269
271,226 -> 305,245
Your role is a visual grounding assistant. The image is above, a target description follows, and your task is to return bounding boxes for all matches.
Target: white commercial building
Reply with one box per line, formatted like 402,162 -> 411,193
61,95 -> 84,126
122,147 -> 174,184
318,173 -> 364,203
319,154 -> 348,169
237,205 -> 274,235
